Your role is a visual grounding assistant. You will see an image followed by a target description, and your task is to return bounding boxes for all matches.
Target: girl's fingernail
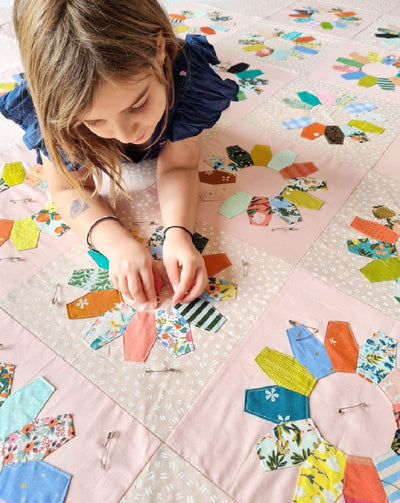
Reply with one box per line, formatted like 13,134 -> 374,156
172,284 -> 178,292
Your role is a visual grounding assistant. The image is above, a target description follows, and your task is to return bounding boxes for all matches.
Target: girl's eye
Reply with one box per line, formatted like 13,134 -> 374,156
129,100 -> 147,112
86,121 -> 99,127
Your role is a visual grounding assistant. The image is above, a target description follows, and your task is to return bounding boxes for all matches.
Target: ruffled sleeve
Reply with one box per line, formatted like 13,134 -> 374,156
0,78 -> 81,171
168,35 -> 239,142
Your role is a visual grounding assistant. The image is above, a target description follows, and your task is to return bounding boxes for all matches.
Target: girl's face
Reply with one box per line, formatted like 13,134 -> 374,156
83,72 -> 167,146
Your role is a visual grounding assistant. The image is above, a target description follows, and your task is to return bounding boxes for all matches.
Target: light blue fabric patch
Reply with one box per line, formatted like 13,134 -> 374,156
244,385 -> 310,423
293,46 -> 318,55
272,49 -> 288,60
344,102 -> 377,114
286,324 -> 334,379
341,71 -> 367,80
0,377 -> 54,439
218,192 -> 253,218
281,116 -> 313,130
357,331 -> 397,385
332,21 -> 347,28
267,150 -> 297,170
268,195 -> 302,224
374,450 -> 400,502
0,461 -> 71,503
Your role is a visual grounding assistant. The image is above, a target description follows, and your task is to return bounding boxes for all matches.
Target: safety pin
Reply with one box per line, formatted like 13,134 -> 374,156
145,368 -> 181,373
337,402 -> 367,414
51,284 -> 62,305
100,431 -> 114,470
0,343 -> 3,349
131,220 -> 158,225
381,479 -> 400,489
241,259 -> 249,278
288,320 -> 319,335
0,256 -> 24,262
271,227 -> 298,232
9,197 -> 35,204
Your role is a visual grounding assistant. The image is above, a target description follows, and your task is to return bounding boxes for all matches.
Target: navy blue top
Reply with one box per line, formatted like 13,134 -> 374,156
0,35 -> 238,170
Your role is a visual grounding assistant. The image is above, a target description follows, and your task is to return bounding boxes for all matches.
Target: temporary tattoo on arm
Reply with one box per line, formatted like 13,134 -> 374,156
70,199 -> 89,219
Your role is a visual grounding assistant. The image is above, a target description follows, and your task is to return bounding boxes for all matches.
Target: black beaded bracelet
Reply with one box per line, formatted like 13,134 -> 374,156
86,215 -> 122,251
163,225 -> 193,240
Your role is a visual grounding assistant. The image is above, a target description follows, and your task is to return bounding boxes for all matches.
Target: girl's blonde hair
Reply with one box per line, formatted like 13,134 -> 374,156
13,0 -> 181,202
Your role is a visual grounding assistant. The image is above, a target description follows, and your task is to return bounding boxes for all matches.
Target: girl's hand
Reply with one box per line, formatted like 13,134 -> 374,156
106,235 -> 158,308
162,228 -> 208,304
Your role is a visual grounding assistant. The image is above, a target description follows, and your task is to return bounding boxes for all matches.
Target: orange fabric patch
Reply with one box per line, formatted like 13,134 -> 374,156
349,52 -> 371,65
293,36 -> 315,43
153,266 -> 164,296
66,289 -> 123,319
123,312 -> 157,362
203,253 -> 232,276
301,123 -> 326,140
169,13 -> 186,20
200,26 -> 216,35
280,162 -> 318,179
324,321 -> 359,372
337,11 -> 356,17
350,216 -> 399,244
0,219 -> 13,247
343,455 -> 387,502
390,76 -> 400,86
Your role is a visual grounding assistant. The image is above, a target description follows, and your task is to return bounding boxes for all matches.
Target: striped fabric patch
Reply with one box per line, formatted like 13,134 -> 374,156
377,77 -> 396,91
374,450 -> 400,501
280,161 -> 319,179
175,299 -> 226,332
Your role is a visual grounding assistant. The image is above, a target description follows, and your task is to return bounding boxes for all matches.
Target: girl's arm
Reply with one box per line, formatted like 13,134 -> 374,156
42,157 -> 159,307
157,134 -> 208,304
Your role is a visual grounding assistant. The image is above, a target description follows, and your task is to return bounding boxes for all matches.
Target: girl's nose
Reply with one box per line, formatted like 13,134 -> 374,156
113,119 -> 138,144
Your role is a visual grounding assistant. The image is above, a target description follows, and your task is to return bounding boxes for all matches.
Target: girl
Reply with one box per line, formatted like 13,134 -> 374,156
1,0 -> 239,308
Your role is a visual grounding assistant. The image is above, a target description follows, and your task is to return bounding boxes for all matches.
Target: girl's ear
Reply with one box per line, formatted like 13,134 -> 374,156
157,34 -> 166,64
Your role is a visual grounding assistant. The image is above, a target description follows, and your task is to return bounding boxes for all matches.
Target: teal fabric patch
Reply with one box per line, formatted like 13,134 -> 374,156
357,331 -> 397,385
347,238 -> 397,259
0,377 -> 54,439
244,385 -> 310,423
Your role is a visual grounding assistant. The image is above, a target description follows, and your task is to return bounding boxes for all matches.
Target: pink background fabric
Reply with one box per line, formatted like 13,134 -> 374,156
197,124 -> 365,265
0,309 -> 160,502
167,270 -> 397,503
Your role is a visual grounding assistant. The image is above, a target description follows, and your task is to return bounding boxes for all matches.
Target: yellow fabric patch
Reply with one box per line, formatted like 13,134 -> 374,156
0,82 -> 17,91
174,25 -> 190,33
281,188 -> 324,210
255,347 -> 317,396
2,162 -> 26,186
10,218 -> 40,251
348,120 -> 385,134
242,44 -> 267,52
250,144 -> 272,167
366,51 -> 383,63
293,441 -> 346,503
44,201 -> 58,213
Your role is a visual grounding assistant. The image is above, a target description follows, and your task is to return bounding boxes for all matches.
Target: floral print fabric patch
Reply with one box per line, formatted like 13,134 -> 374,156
84,302 -> 136,350
347,238 -> 397,259
293,440 -> 345,503
155,306 -> 194,357
255,419 -> 323,471
0,363 -> 15,407
356,331 -> 397,385
0,414 -> 74,468
68,268 -> 114,291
